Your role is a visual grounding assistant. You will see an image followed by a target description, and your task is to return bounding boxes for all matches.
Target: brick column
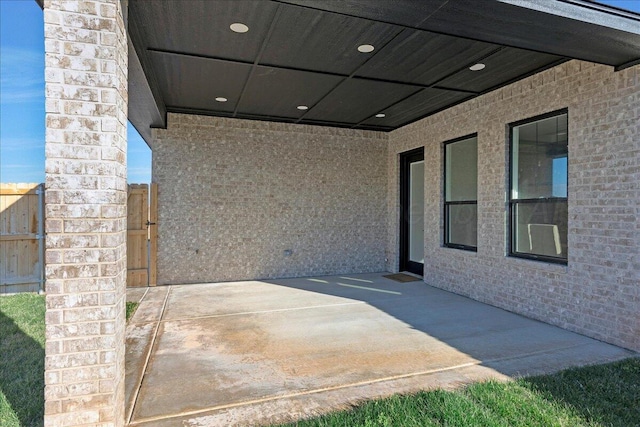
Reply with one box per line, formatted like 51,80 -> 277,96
43,1 -> 128,425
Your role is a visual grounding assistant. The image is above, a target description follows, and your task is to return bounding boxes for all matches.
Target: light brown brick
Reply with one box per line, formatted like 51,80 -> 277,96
44,1 -> 127,425
387,60 -> 639,352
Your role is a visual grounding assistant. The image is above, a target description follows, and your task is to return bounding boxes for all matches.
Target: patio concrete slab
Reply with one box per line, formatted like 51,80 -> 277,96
130,286 -> 170,323
125,273 -> 635,426
126,287 -> 148,303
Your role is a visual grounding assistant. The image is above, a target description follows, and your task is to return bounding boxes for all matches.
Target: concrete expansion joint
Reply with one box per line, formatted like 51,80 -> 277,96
126,286 -> 172,424
480,342 -> 634,369
164,301 -> 369,323
138,286 -> 150,303
126,361 -> 482,426
126,339 -> 636,426
127,295 -> 424,327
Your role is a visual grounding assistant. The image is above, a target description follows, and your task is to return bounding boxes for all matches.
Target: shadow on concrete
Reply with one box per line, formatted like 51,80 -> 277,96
0,308 -> 45,427
125,273 -> 635,426
265,273 -> 633,377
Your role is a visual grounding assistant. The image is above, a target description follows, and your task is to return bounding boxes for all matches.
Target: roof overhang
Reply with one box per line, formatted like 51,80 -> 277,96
41,0 -> 640,144
280,0 -> 640,69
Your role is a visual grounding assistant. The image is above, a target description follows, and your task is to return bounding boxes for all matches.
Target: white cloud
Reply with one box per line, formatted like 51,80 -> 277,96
0,163 -> 32,169
0,47 -> 44,104
0,136 -> 44,183
0,137 -> 44,152
0,163 -> 44,183
128,146 -> 152,154
128,167 -> 151,175
127,166 -> 152,184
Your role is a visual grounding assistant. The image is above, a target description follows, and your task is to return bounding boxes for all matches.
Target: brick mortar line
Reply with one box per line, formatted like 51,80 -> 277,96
46,263 -> 124,267
47,66 -> 119,71
45,73 -> 118,80
44,23 -> 117,31
46,345 -> 120,355
46,239 -> 126,242
49,308 -> 126,314
47,232 -> 126,236
45,6 -> 116,14
49,85 -> 120,92
47,379 -> 119,390
46,335 -> 123,344
45,96 -> 119,102
45,348 -> 118,357
46,265 -> 126,269
46,39 -> 118,47
126,286 -> 172,424
44,112 -> 120,119
46,362 -> 115,373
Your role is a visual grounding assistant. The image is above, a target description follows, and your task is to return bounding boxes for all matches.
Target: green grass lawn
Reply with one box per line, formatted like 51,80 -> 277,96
1,293 -> 639,427
0,293 -> 45,427
1,296 -> 139,427
277,359 -> 640,427
126,301 -> 139,321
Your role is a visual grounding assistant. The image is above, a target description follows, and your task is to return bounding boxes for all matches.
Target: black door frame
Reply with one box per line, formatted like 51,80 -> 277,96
399,147 -> 424,276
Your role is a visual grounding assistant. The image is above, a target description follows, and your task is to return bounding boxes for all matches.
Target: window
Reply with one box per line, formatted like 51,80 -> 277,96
444,135 -> 477,250
510,110 -> 568,263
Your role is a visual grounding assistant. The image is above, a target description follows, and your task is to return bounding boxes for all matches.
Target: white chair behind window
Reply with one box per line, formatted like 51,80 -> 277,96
528,223 -> 561,257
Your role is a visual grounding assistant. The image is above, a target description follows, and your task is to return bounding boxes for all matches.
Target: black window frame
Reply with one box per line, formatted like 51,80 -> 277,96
443,133 -> 478,252
399,147 -> 425,276
508,108 -> 568,265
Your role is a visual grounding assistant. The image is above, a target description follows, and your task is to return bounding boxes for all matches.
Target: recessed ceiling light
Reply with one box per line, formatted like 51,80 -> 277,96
469,63 -> 486,71
357,44 -> 375,53
297,105 -> 309,110
215,97 -> 228,102
230,23 -> 249,33
375,113 -> 386,118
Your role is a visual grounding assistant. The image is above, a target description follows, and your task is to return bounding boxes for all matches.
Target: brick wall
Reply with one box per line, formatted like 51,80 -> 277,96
44,0 -> 128,425
387,61 -> 640,352
152,114 -> 388,284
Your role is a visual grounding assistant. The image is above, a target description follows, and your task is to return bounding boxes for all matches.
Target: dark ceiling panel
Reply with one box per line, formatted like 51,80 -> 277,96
304,78 -> 420,124
279,0 -> 640,68
236,66 -> 343,118
126,0 -> 640,138
424,0 -> 640,68
129,0 -> 278,62
438,48 -> 563,94
277,0 -> 449,27
356,29 -> 499,86
150,53 -> 252,112
360,88 -> 473,128
260,4 -> 403,75
128,39 -> 165,145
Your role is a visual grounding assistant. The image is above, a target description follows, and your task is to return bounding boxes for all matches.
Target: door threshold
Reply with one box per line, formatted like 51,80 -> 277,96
384,272 -> 423,283
400,271 -> 423,278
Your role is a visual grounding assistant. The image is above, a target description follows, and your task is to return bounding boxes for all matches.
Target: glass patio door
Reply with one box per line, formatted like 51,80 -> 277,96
400,148 -> 424,276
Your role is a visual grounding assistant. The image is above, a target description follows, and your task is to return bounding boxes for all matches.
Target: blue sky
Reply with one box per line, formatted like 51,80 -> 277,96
1,0 -> 638,184
0,0 -> 151,183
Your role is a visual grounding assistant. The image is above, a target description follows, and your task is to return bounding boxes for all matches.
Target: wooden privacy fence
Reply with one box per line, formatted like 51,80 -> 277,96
1,183 -> 157,292
127,183 -> 157,287
0,183 -> 44,294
